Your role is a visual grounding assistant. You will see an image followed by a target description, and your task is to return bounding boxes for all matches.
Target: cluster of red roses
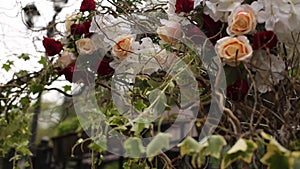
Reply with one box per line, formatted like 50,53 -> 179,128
42,0 -> 113,84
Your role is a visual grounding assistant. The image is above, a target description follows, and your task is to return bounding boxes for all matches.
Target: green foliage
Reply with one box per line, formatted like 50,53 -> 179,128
124,137 -> 145,158
146,133 -> 171,159
0,109 -> 32,157
221,138 -> 257,169
55,117 -> 81,135
18,53 -> 30,61
260,132 -> 300,169
2,60 -> 14,72
178,135 -> 227,168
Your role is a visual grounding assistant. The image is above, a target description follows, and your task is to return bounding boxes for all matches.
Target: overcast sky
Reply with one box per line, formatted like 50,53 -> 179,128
0,0 -> 83,103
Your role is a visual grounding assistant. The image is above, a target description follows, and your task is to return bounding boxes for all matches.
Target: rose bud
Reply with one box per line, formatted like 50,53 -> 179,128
252,31 -> 278,50
75,38 -> 96,55
80,0 -> 96,12
175,0 -> 194,14
42,37 -> 63,56
57,50 -> 77,69
70,21 -> 91,37
226,79 -> 249,101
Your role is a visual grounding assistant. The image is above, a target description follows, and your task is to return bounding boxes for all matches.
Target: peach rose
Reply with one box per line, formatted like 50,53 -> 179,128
215,36 -> 253,66
112,35 -> 135,60
227,5 -> 256,35
58,50 -> 77,69
75,38 -> 96,55
157,20 -> 183,44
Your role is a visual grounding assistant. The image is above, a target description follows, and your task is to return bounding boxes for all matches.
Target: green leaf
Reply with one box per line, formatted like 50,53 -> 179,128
63,85 -> 72,92
201,135 -> 227,159
124,137 -> 145,158
18,53 -> 30,61
178,136 -> 202,156
38,56 -> 47,66
260,132 -> 291,169
146,133 -> 171,158
147,88 -> 167,115
2,60 -> 14,72
291,152 -> 300,169
30,83 -> 44,94
131,122 -> 150,135
221,138 -> 257,169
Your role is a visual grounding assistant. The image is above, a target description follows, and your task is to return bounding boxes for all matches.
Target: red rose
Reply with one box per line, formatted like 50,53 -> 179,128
226,80 -> 249,101
185,25 -> 205,44
252,31 -> 278,50
96,58 -> 114,77
62,65 -> 93,84
42,37 -> 63,56
202,14 -> 223,45
70,21 -> 91,37
175,0 -> 194,13
80,0 -> 96,12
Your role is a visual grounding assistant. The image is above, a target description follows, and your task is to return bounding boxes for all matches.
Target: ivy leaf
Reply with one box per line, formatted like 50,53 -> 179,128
221,138 -> 257,169
123,137 -> 145,158
146,133 -> 171,158
147,89 -> 167,115
178,136 -> 202,156
30,83 -> 44,94
2,60 -> 14,72
291,152 -> 300,169
38,56 -> 47,66
260,132 -> 290,169
18,53 -> 30,61
201,135 -> 227,159
131,122 -> 150,135
63,85 -> 72,92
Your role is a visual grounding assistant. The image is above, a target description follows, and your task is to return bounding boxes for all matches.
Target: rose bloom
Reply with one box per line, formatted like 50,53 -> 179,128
80,0 -> 96,12
70,21 -> 91,36
227,5 -> 257,35
58,50 -> 77,69
175,0 -> 194,13
65,13 -> 81,33
112,35 -> 135,60
75,38 -> 96,55
157,20 -> 183,44
215,36 -> 253,66
42,37 -> 63,56
252,31 -> 278,50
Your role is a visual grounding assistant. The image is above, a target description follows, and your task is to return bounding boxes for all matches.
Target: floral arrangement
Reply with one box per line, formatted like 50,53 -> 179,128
39,0 -> 300,168
1,0 -> 300,168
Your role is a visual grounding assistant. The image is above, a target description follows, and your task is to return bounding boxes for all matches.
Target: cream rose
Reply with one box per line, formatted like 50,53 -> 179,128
65,13 -> 82,33
157,20 -> 183,44
227,5 -> 257,35
112,35 -> 135,60
215,36 -> 253,66
58,50 -> 77,69
75,38 -> 96,55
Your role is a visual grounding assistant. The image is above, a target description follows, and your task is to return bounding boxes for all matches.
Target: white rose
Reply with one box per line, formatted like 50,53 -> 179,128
215,36 -> 253,67
75,38 -> 96,55
157,19 -> 183,44
58,50 -> 77,69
